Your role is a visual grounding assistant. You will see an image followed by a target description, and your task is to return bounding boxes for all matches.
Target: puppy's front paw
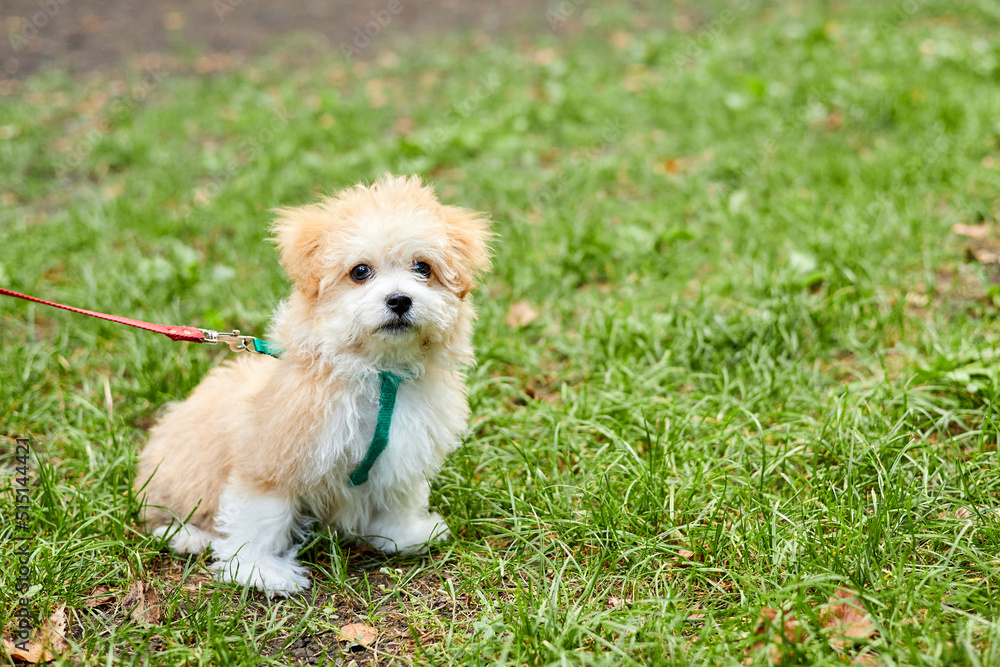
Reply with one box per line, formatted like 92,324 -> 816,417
152,524 -> 214,555
211,556 -> 311,597
366,512 -> 451,556
422,512 -> 451,545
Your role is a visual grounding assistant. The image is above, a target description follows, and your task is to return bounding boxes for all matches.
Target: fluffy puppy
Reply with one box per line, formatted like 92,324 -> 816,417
136,175 -> 491,596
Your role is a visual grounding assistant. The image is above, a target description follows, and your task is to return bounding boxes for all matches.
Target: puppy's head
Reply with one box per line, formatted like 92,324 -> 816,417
272,175 -> 491,364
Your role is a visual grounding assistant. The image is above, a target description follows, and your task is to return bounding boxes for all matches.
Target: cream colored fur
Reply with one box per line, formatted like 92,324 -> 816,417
136,175 -> 491,596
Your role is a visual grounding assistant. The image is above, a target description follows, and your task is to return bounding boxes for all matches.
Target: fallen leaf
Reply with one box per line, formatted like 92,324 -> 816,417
163,11 -> 185,30
940,506 -> 1000,521
339,623 -> 377,646
532,48 -> 557,65
951,223 -> 991,239
82,14 -> 102,31
2,604 -> 69,663
506,301 -> 539,327
194,53 -> 232,74
820,589 -> 875,648
393,116 -> 413,136
655,150 -> 714,177
365,79 -> 388,108
84,585 -> 114,608
610,30 -> 632,50
752,606 -> 805,663
605,595 -> 632,610
969,246 -> 1000,264
121,581 -> 161,625
670,548 -> 706,568
825,108 -> 844,130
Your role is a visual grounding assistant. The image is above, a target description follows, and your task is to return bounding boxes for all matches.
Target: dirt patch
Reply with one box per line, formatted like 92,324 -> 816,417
1,0 -> 551,81
72,547 -> 480,665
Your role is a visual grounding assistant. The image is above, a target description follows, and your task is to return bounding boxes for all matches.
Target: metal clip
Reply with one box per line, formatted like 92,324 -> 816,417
199,329 -> 258,354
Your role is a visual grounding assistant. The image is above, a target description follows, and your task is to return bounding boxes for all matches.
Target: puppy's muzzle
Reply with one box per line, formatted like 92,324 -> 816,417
380,293 -> 414,333
386,294 -> 412,316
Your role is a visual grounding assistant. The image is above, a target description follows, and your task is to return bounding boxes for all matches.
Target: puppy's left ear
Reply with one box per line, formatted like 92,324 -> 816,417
271,204 -> 328,298
442,205 -> 493,299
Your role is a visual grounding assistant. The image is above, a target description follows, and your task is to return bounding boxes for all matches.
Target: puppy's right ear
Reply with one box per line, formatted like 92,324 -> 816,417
271,205 -> 327,298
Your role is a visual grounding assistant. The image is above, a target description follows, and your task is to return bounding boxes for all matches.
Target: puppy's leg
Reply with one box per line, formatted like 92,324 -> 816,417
209,486 -> 310,597
152,523 -> 215,555
361,482 -> 451,555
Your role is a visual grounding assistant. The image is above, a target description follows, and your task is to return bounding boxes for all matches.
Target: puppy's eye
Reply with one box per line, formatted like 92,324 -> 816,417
413,261 -> 432,279
350,264 -> 373,282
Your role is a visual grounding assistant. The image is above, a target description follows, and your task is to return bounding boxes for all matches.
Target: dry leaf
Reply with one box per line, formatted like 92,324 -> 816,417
506,301 -> 539,327
163,11 -> 186,30
970,247 -> 1000,264
948,506 -> 1000,521
394,116 -> 414,136
84,585 -> 114,608
610,30 -> 632,50
2,604 -> 69,663
820,588 -> 875,648
82,14 -> 102,32
340,623 -> 377,646
825,109 -> 844,130
752,607 -> 805,663
670,548 -> 705,568
532,48 -> 557,65
656,150 -> 714,177
121,581 -> 161,625
605,595 -> 632,610
951,223 -> 991,239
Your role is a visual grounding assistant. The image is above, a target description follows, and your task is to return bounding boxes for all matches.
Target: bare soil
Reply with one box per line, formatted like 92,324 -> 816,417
1,0 -> 550,81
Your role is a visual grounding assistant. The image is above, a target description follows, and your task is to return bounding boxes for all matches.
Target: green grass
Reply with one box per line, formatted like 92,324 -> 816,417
3,0 -> 1000,664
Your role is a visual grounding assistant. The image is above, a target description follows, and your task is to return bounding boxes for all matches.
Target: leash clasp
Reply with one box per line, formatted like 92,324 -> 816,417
200,329 -> 259,354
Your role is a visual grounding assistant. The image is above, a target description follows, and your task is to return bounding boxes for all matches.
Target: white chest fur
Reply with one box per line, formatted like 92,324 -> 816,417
301,370 -> 468,532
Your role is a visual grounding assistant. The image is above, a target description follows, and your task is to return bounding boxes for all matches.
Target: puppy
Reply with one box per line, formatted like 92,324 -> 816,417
136,175 -> 491,596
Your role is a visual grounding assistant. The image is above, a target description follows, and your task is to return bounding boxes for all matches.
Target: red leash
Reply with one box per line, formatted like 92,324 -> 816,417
0,286 -> 278,356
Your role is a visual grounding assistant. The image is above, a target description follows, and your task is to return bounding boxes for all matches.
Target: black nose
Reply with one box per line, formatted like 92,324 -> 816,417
386,294 -> 412,316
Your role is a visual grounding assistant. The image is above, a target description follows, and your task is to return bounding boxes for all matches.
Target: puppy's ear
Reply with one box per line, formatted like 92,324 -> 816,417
442,205 -> 493,300
271,205 -> 328,298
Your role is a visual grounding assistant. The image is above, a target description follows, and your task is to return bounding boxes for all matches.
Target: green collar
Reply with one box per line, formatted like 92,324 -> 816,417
254,339 -> 403,486
248,337 -> 285,358
349,371 -> 404,486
